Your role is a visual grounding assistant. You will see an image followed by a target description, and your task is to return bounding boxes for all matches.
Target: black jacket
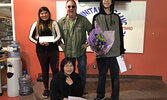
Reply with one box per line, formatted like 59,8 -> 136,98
29,21 -> 60,53
50,71 -> 83,100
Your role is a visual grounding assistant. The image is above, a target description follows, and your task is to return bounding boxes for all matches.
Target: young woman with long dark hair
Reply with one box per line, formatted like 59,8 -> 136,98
29,7 -> 61,98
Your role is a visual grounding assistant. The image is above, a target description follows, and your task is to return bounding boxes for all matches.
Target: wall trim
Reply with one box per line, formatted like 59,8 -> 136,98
36,73 -> 162,82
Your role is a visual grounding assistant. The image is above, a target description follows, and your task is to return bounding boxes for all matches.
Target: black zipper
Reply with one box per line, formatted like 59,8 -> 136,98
105,15 -> 110,31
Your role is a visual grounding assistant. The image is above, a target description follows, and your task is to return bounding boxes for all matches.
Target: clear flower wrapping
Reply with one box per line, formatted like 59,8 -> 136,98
87,21 -> 115,55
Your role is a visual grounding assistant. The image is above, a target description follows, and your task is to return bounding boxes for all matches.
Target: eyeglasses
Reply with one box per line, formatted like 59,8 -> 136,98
67,5 -> 76,9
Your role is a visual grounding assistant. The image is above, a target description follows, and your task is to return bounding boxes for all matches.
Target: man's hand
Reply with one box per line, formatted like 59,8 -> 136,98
81,43 -> 89,50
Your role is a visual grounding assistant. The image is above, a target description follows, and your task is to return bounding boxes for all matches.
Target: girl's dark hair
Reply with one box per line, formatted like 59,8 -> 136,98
60,57 -> 76,73
36,7 -> 52,35
38,7 -> 51,22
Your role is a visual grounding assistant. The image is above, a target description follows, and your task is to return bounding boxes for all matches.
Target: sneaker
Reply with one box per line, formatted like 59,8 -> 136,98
42,90 -> 50,99
94,97 -> 105,100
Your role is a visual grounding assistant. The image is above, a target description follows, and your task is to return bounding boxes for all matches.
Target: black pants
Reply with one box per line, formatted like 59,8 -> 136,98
37,51 -> 59,89
96,57 -> 120,100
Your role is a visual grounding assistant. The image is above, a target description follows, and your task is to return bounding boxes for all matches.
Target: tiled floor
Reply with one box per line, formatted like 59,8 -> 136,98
1,78 -> 167,100
0,88 -> 19,100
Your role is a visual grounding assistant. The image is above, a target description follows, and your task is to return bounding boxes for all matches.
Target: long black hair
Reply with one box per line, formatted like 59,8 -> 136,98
92,0 -> 115,28
60,57 -> 76,73
36,7 -> 52,35
38,7 -> 51,22
99,0 -> 115,14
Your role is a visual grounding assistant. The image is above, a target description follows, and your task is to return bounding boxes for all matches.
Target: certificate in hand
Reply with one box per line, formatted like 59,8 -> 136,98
116,56 -> 127,73
68,96 -> 87,100
39,36 -> 54,42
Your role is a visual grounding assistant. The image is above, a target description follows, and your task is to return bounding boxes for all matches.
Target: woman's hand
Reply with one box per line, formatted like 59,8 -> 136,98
39,42 -> 49,46
63,98 -> 68,100
44,42 -> 49,46
35,35 -> 39,39
39,42 -> 45,46
65,76 -> 73,85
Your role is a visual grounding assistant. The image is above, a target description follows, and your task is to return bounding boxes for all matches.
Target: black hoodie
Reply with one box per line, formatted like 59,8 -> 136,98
92,0 -> 125,57
92,0 -> 115,27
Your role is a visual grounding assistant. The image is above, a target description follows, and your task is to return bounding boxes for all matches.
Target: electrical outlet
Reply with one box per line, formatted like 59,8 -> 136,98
129,64 -> 132,70
93,64 -> 96,69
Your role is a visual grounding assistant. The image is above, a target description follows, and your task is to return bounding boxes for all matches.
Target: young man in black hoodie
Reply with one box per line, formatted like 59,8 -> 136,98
92,0 -> 125,100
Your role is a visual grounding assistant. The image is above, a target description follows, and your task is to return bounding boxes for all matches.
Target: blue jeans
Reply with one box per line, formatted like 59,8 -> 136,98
96,57 -> 120,100
75,53 -> 87,89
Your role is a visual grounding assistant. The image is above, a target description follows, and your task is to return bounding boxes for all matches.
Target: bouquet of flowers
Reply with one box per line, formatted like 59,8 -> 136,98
87,21 -> 115,55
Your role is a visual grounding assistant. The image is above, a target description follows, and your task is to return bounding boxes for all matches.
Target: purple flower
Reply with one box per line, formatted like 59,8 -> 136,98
87,21 -> 115,55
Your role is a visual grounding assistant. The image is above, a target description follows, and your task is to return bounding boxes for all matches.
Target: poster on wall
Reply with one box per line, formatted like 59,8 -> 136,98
56,1 -> 146,53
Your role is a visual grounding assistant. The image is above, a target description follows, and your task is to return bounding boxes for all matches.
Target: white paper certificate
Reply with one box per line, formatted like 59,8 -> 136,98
116,56 -> 127,73
68,96 -> 87,100
39,36 -> 54,42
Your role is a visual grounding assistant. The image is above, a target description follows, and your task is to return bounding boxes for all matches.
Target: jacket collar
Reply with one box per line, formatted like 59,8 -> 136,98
62,14 -> 79,22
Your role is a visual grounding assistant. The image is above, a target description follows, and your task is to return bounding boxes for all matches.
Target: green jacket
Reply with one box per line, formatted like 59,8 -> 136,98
58,14 -> 92,57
